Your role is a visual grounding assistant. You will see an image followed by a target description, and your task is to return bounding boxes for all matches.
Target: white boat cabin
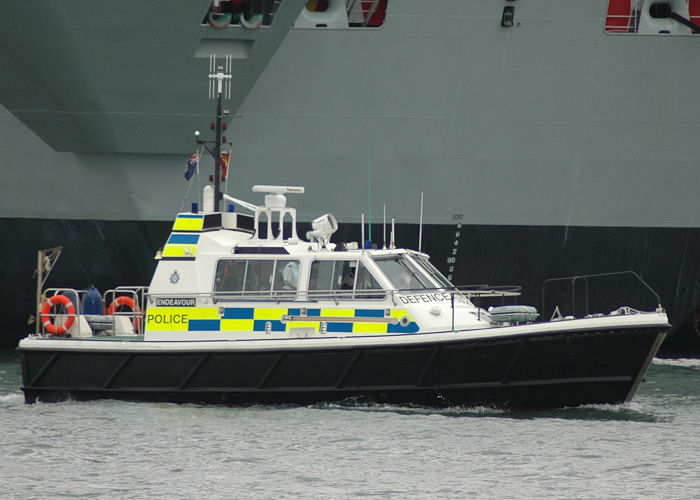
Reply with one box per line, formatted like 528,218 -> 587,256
144,186 -> 499,341
39,186 -> 534,340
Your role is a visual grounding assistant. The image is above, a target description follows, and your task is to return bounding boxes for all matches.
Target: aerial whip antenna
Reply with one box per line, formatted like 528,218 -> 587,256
361,214 -> 365,251
383,204 -> 386,249
418,192 -> 424,253
367,139 -> 372,244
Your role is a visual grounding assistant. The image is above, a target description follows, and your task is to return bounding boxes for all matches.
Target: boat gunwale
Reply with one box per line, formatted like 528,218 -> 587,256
17,312 -> 670,353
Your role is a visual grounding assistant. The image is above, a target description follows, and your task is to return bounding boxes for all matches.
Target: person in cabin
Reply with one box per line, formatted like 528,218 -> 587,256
282,261 -> 299,290
341,267 -> 355,290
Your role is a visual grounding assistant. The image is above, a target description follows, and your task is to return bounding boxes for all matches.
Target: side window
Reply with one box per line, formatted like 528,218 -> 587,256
308,260 -> 383,299
244,260 -> 274,292
215,259 -> 302,299
336,261 -> 355,291
355,262 -> 384,299
274,260 -> 300,291
214,260 -> 246,293
309,260 -> 353,298
309,260 -> 335,296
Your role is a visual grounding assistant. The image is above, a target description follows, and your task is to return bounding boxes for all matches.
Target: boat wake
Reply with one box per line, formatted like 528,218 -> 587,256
515,402 -> 664,423
309,397 -> 505,416
308,398 -> 661,422
653,357 -> 700,369
0,392 -> 24,406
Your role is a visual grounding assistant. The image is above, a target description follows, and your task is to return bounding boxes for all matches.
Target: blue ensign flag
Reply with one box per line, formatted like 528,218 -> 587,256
185,151 -> 198,180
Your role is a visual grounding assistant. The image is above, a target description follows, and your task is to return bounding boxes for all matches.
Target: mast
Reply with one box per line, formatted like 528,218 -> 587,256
214,85 -> 223,210
199,54 -> 232,212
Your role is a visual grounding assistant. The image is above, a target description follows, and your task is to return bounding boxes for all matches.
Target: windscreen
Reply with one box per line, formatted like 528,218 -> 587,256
372,255 -> 432,290
412,255 -> 454,289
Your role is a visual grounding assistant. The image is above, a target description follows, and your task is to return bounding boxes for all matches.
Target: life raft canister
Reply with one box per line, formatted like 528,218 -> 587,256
107,296 -> 141,330
41,294 -> 76,335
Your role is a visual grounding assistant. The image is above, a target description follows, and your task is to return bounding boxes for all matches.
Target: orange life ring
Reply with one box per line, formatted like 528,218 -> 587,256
107,296 -> 140,330
41,294 -> 76,335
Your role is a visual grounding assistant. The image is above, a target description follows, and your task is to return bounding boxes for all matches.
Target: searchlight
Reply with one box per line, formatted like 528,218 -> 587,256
306,213 -> 338,246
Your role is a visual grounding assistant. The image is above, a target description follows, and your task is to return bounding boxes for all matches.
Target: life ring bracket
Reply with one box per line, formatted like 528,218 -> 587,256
107,296 -> 141,331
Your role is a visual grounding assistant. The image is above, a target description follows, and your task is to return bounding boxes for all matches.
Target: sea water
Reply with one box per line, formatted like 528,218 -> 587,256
1,350 -> 699,499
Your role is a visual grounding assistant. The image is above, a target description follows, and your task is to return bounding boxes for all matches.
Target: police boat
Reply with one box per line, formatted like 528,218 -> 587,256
17,184 -> 670,409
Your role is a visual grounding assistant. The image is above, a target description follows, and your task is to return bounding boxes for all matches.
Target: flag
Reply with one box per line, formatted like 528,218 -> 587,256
220,150 -> 230,180
184,151 -> 198,180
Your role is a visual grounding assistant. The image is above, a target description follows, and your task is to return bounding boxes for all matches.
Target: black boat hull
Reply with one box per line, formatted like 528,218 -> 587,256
18,325 -> 667,409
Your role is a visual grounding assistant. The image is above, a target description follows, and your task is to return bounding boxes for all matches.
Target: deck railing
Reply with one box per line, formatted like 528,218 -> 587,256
541,271 -> 662,321
40,287 -> 147,336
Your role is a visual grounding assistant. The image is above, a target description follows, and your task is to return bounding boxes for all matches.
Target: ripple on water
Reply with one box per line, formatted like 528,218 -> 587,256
1,352 -> 700,498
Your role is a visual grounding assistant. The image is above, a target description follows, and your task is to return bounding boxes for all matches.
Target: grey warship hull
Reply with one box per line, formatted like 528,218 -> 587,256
1,0 -> 699,352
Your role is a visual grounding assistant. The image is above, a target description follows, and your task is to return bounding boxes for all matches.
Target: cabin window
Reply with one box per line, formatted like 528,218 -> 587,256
355,262 -> 384,299
308,260 -> 384,299
412,255 -> 454,289
243,260 -> 274,292
277,260 -> 300,290
214,258 -> 300,298
372,255 -> 432,291
309,260 -> 353,299
215,260 -> 247,292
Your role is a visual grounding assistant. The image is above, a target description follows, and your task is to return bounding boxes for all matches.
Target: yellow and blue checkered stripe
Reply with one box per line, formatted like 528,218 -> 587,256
162,233 -> 200,259
172,214 -> 204,232
146,306 -> 419,334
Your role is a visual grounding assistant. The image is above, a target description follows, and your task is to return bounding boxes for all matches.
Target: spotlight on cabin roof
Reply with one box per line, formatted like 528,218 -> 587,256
307,213 -> 338,246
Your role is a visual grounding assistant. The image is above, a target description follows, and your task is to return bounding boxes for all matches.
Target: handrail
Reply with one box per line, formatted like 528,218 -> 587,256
104,286 -> 149,335
541,270 -> 662,320
210,289 -> 387,303
456,284 -> 522,298
202,283 -> 521,303
146,283 -> 521,333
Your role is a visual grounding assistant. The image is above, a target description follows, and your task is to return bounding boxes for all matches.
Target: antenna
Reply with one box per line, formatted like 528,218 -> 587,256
252,185 -> 305,195
361,213 -> 365,251
367,139 -> 372,243
391,218 -> 395,250
209,54 -> 232,99
418,191 -> 424,253
383,204 -> 386,249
